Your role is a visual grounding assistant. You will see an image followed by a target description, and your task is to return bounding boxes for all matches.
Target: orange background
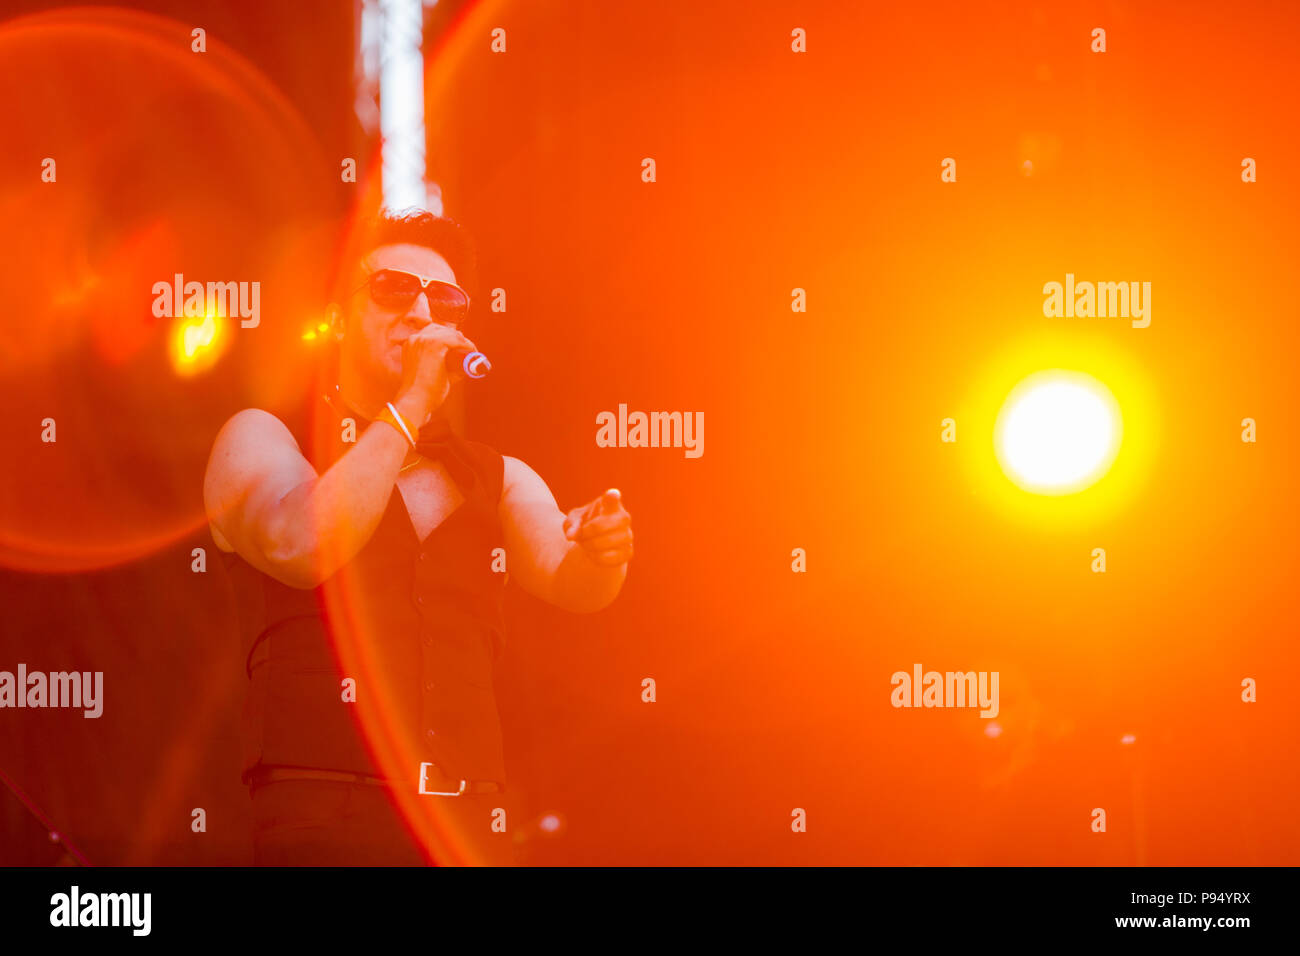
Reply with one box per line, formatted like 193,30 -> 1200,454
1,0 -> 1297,864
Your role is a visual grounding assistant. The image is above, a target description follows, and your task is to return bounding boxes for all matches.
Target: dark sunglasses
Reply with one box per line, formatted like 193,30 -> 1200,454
350,268 -> 470,325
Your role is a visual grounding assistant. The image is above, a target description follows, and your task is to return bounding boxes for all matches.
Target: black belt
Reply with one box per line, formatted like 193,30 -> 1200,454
249,765 -> 503,796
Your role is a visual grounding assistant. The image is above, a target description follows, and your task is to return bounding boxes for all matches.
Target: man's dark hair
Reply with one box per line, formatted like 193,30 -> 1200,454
352,208 -> 480,306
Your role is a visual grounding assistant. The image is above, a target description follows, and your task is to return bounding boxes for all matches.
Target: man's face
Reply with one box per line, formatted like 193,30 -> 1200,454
339,242 -> 460,388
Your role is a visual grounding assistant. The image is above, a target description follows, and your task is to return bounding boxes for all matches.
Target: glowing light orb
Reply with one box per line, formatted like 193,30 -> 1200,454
995,371 -> 1122,495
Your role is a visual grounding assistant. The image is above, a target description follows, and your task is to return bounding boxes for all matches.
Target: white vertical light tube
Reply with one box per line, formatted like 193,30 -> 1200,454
377,0 -> 441,214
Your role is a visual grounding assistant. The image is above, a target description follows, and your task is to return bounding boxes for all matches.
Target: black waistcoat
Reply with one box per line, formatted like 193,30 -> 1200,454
221,392 -> 509,785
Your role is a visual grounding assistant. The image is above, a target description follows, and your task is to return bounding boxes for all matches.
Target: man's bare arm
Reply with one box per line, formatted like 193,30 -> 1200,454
204,321 -> 479,589
499,455 -> 631,613
203,401 -> 420,589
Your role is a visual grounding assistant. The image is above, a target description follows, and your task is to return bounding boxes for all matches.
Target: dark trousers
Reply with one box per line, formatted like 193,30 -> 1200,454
251,778 -> 520,866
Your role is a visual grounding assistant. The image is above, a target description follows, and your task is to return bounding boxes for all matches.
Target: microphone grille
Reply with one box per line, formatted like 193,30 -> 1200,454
463,351 -> 491,378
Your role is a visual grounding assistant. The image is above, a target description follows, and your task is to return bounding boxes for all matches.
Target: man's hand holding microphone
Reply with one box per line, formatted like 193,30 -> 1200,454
391,323 -> 487,428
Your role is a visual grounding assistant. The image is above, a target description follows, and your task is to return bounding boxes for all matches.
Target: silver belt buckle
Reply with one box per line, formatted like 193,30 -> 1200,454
418,761 -> 468,797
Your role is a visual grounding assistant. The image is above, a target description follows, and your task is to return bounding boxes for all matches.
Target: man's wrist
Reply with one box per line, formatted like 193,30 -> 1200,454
552,543 -> 626,612
393,390 -> 432,428
375,405 -> 418,448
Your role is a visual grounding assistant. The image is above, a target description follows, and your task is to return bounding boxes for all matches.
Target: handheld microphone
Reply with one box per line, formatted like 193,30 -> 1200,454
449,349 -> 491,380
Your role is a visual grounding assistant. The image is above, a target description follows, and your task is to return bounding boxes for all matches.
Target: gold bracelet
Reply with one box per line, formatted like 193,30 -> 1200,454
375,404 -> 418,450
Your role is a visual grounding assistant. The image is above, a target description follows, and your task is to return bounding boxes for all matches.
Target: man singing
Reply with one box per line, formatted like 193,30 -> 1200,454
203,210 -> 633,865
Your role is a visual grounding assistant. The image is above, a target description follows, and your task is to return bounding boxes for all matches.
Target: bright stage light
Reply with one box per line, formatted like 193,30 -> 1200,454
994,371 -> 1122,495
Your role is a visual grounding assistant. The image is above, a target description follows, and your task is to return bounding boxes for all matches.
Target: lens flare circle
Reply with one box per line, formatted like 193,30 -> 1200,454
995,371 -> 1122,495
